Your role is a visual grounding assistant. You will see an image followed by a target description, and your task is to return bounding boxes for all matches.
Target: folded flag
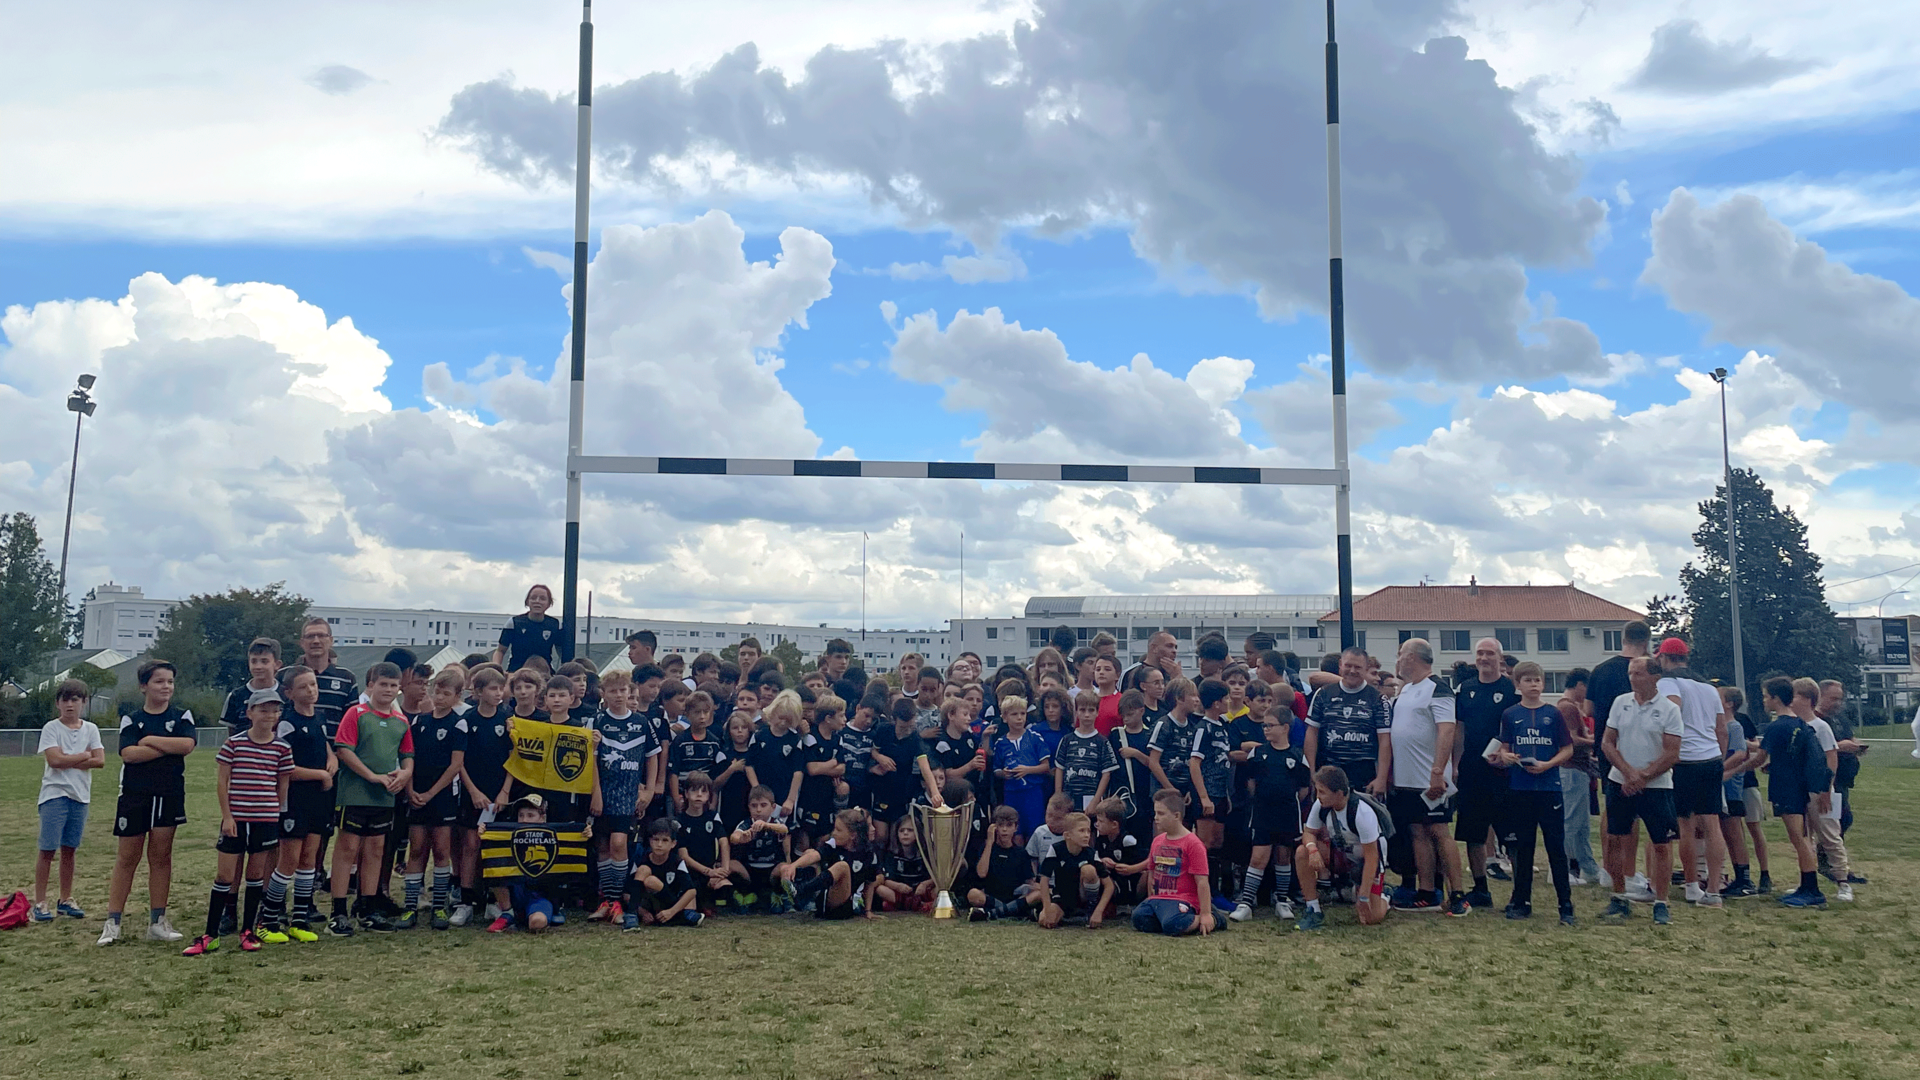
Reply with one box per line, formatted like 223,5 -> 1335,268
503,717 -> 596,794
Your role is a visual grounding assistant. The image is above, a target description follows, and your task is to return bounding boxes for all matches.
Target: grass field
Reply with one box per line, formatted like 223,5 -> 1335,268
3,749 -> 1918,1080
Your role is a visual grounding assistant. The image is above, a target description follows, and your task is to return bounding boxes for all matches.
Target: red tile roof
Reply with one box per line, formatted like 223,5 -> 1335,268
1320,585 -> 1644,624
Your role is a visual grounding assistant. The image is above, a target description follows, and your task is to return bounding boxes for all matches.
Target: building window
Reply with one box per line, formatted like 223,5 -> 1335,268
1355,630 -> 1367,651
1271,627 -> 1290,640
986,627 -> 998,640
1538,628 -> 1570,652
1544,671 -> 1570,693
1166,627 -> 1192,640
1495,627 -> 1527,653
1603,629 -> 1623,652
1132,626 -> 1158,640
1029,628 -> 1049,649
1440,630 -> 1472,652
1399,629 -> 1430,646
1305,627 -> 1320,639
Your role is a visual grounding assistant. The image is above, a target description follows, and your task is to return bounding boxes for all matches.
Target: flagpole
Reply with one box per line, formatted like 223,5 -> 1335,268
560,0 -> 594,656
1326,0 -> 1356,650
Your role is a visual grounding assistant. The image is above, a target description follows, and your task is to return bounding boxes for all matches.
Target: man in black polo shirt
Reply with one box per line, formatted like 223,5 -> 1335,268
1454,638 -> 1516,909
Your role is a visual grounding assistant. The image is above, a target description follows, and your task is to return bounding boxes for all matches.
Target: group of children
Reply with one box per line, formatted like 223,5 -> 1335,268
25,602 -> 1864,950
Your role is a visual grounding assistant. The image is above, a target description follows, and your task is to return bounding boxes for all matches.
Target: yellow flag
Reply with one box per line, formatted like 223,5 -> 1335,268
504,717 -> 595,795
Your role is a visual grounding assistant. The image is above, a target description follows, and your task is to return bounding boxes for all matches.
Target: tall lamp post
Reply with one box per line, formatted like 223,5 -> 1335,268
1710,367 -> 1746,697
58,373 -> 98,602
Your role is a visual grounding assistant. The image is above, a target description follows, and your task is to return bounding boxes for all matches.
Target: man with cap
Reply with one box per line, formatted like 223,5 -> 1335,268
1654,638 -> 1731,908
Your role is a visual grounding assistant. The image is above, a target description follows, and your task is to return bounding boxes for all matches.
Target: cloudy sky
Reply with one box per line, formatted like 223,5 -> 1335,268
3,0 -> 1917,631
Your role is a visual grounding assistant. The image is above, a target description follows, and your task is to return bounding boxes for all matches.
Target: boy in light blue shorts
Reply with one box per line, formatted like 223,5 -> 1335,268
35,679 -> 106,921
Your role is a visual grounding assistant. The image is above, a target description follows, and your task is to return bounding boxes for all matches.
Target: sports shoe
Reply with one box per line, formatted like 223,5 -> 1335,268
1504,903 -> 1532,920
449,903 -> 474,928
680,910 -> 705,927
589,901 -> 616,922
255,926 -> 290,945
548,909 -> 567,926
239,930 -> 264,952
30,902 -> 53,923
148,916 -> 184,943
1836,883 -> 1854,902
1444,894 -> 1471,918
181,934 -> 219,956
1696,892 -> 1724,909
1465,888 -> 1493,910
1601,897 -> 1632,921
1779,889 -> 1826,908
1273,900 -> 1294,921
1558,903 -> 1576,927
1596,868 -> 1614,890
486,914 -> 513,933
1295,906 -> 1326,931
1671,869 -> 1687,886
96,920 -> 122,946
1625,877 -> 1657,904
1651,902 -> 1671,926
1567,872 -> 1588,888
605,902 -> 624,925
1388,884 -> 1417,909
393,909 -> 418,930
1487,863 -> 1512,882
1228,903 -> 1254,923
1757,871 -> 1773,893
1844,873 -> 1868,885
366,913 -> 401,933
1683,881 -> 1704,904
57,900 -> 87,919
967,906 -> 991,923
1722,880 -> 1758,899
622,912 -> 640,930
285,924 -> 319,943
327,914 -> 355,937
484,902 -> 501,920
431,908 -> 451,931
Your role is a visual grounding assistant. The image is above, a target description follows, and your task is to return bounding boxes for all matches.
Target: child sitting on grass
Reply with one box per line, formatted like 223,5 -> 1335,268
966,805 -> 1038,921
1038,812 -> 1113,929
875,816 -> 934,912
781,809 -> 883,921
625,819 -> 703,929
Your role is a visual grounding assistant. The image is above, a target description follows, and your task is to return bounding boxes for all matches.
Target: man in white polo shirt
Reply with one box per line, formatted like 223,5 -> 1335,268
1601,656 -> 1683,926
1385,639 -> 1470,917
1653,638 -> 1730,908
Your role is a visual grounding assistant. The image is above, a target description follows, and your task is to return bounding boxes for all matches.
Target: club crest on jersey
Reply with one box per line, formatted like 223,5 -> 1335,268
512,827 -> 559,877
552,729 -> 592,784
494,724 -> 506,737
1494,693 -> 1506,703
435,727 -> 448,741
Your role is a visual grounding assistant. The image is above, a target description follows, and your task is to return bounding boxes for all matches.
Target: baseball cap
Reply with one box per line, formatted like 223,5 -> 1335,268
508,792 -> 546,814
246,687 -> 285,707
1656,637 -> 1690,657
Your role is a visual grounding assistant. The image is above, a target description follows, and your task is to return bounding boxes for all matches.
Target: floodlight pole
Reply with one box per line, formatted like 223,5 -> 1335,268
561,0 -> 593,655
1712,367 -> 1746,697
1326,0 -> 1356,649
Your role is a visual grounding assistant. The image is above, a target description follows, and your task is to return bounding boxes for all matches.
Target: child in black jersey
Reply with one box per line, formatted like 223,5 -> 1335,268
781,809 -> 882,920
1038,812 -> 1113,929
966,805 -> 1038,921
625,819 -> 702,928
874,815 -> 934,912
1093,798 -> 1150,911
674,772 -> 731,912
729,786 -> 792,912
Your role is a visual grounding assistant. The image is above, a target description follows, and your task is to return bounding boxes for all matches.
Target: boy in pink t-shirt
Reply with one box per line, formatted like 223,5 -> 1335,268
1130,789 -> 1218,935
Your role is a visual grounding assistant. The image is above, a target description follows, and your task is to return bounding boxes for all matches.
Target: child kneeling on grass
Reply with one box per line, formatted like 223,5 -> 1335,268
624,819 -> 703,929
1131,789 -> 1219,936
1294,766 -> 1389,931
1038,812 -> 1113,929
780,808 -> 883,920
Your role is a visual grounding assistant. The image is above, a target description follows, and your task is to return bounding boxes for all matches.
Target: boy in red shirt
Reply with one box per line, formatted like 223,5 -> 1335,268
1130,789 -> 1218,935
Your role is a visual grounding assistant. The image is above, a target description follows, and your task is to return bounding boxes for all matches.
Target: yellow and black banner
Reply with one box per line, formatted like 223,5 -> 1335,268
481,823 -> 591,882
504,717 -> 595,794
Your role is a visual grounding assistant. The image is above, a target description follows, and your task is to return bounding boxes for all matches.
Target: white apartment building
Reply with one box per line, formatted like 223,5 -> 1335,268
954,594 -> 1340,673
79,584 -> 948,671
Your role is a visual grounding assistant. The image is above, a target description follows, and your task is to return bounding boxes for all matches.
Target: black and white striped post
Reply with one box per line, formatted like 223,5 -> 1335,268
1325,0 -> 1356,650
560,0 -> 593,652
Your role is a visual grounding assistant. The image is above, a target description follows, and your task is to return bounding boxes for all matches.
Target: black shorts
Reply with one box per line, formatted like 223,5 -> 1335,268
795,804 -> 831,836
1328,759 -> 1377,793
1770,796 -> 1809,819
1671,760 -> 1726,818
816,898 -> 860,921
1250,798 -> 1303,843
842,784 -> 872,812
1604,783 -> 1679,844
113,792 -> 187,837
1389,786 -> 1453,828
456,794 -> 491,830
869,793 -> 908,825
1722,795 -> 1745,819
1194,792 -> 1233,823
595,814 -> 636,839
1454,786 -> 1502,842
335,805 -> 396,837
216,821 -> 281,854
281,788 -> 334,839
407,791 -> 460,828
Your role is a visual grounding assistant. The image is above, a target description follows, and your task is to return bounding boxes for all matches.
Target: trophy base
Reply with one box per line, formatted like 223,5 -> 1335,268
933,890 -> 956,919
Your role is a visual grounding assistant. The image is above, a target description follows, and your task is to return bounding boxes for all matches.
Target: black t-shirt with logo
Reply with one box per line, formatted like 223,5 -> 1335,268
747,728 -> 805,804
409,711 -> 470,794
734,819 -> 786,868
276,708 -> 331,797
928,728 -> 979,773
1455,676 -> 1518,792
638,853 -> 694,904
1055,729 -> 1118,800
463,706 -> 512,805
118,706 -> 195,798
311,664 -> 359,741
497,614 -> 572,672
677,808 -> 729,868
1307,682 -> 1391,768
1040,838 -> 1108,890
817,838 -> 880,893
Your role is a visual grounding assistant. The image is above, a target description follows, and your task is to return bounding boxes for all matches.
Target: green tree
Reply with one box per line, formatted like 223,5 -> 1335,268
150,583 -> 312,689
1679,467 -> 1859,705
67,660 -> 119,695
1644,593 -> 1688,642
769,639 -> 812,676
0,512 -> 68,686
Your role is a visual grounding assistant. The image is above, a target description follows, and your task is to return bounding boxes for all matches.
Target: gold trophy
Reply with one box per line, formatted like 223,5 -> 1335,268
912,800 -> 975,919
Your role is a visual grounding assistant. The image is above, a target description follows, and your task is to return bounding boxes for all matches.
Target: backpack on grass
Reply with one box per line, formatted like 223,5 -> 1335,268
0,891 -> 31,930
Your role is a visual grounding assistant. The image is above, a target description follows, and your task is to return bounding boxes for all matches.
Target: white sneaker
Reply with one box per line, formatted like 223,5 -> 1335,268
1696,891 -> 1724,908
147,916 -> 183,942
1836,883 -> 1854,902
1228,902 -> 1253,923
1625,876 -> 1657,903
1274,900 -> 1295,921
1597,868 -> 1614,890
1568,873 -> 1589,887
1684,881 -> 1705,904
449,903 -> 475,927
96,920 -> 122,946
484,902 -> 501,920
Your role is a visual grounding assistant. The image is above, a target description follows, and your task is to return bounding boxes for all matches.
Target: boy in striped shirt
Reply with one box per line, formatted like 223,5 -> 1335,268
183,687 -> 293,955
